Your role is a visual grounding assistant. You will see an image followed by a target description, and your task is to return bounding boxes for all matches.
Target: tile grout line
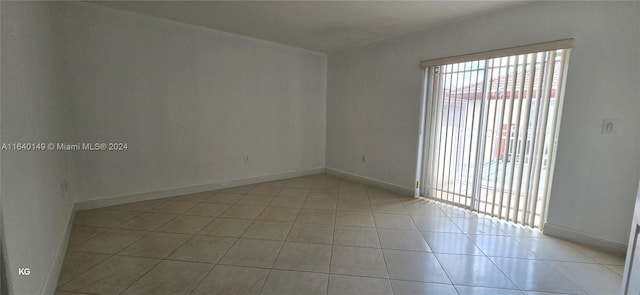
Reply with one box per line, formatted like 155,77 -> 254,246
115,190 -> 221,295
368,185 -> 395,295
256,176 -> 310,295
100,202 -> 174,294
540,260 -> 595,295
61,175 -> 623,294
160,191 -> 236,295
76,190 -> 221,294
326,175 -> 341,295
62,177 -> 389,293
60,202 -> 172,292
401,197 -> 459,291
187,184 -> 272,295
442,201 -> 586,294
451,202 -> 523,292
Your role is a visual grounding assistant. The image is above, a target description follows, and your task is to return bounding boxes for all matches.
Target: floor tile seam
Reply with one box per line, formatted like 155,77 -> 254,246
509,237 -> 589,263
335,209 -> 376,215
155,256 -> 218,265
375,211 -> 424,217
462,233 -> 500,259
538,259 -> 622,273
335,209 -> 374,213
602,265 -> 624,278
472,252 -> 542,259
153,212 -> 218,264
418,229 -> 465,234
152,222 -> 215,236
602,261 -> 626,268
94,209 -> 144,228
66,227 -> 112,249
116,212 -> 182,232
204,204 -> 260,273
501,282 -> 586,295
328,270 -> 392,281
565,243 -> 624,265
56,251 -> 115,290
373,222 -> 393,284
329,272 -> 471,286
448,218 -> 505,259
184,225 -> 242,295
401,209 -> 445,253
440,213 -> 469,238
73,177 -> 612,295
327,179 -> 369,290
484,250 -> 542,293
460,231 -> 514,237
181,257 -> 218,295
112,254 -> 164,295
67,241 -> 128,255
162,255 -> 218,294
335,223 -> 376,229
63,249 -> 116,257
71,225 -> 156,260
257,180 -> 298,295
239,222 -> 294,241
327,181 -> 340,295
57,290 -> 97,295
429,247 -> 463,287
490,255 -> 606,264
374,224 -> 421,231
65,177 -> 300,293
586,255 -> 626,266
109,246 -> 187,260
150,210 -> 220,234
269,266 -> 332,276
379,247 -> 435,254
214,260 -> 277,270
452,283 -> 524,292
390,278 -> 456,286
466,258 -> 586,295
426,248 -> 488,256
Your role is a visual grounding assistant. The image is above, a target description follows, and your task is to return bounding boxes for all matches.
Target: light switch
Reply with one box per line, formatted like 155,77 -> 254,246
602,119 -> 617,135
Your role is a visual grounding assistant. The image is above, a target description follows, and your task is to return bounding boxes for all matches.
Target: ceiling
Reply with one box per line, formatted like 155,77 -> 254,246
90,1 -> 531,53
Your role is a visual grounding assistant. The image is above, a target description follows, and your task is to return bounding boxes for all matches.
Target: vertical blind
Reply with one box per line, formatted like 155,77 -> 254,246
416,40 -> 572,228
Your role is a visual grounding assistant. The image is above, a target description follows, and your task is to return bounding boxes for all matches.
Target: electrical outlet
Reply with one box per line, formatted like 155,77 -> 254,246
60,179 -> 69,199
602,119 -> 617,135
244,154 -> 250,163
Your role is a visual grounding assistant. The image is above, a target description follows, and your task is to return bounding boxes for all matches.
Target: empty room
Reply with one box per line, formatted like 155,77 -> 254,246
1,1 -> 640,294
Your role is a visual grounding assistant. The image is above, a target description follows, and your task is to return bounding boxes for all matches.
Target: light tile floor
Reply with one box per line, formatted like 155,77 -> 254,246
56,174 -> 624,295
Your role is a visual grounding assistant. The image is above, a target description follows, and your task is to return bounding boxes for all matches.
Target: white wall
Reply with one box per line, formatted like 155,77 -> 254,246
1,2 -> 75,294
327,1 -> 640,247
56,2 -> 327,202
1,1 -> 326,293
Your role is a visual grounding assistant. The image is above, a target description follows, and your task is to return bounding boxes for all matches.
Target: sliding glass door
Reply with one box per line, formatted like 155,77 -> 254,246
417,43 -> 571,229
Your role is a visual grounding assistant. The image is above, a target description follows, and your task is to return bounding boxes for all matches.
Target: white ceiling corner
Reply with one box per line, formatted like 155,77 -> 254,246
90,1 -> 533,53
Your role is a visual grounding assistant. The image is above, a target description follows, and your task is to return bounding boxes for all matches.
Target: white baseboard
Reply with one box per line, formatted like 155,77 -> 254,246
544,222 -> 627,256
40,208 -> 75,295
325,168 -> 414,197
74,168 -> 326,210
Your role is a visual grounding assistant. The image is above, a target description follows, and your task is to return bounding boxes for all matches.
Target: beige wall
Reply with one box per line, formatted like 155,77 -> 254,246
1,2 -> 327,293
1,2 -> 75,293
57,2 -> 327,203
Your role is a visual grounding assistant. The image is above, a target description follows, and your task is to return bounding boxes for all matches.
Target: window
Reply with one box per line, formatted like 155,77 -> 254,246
415,40 -> 573,228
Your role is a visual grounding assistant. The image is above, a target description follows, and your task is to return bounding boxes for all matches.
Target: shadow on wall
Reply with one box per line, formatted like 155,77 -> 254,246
1,213 -> 9,293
